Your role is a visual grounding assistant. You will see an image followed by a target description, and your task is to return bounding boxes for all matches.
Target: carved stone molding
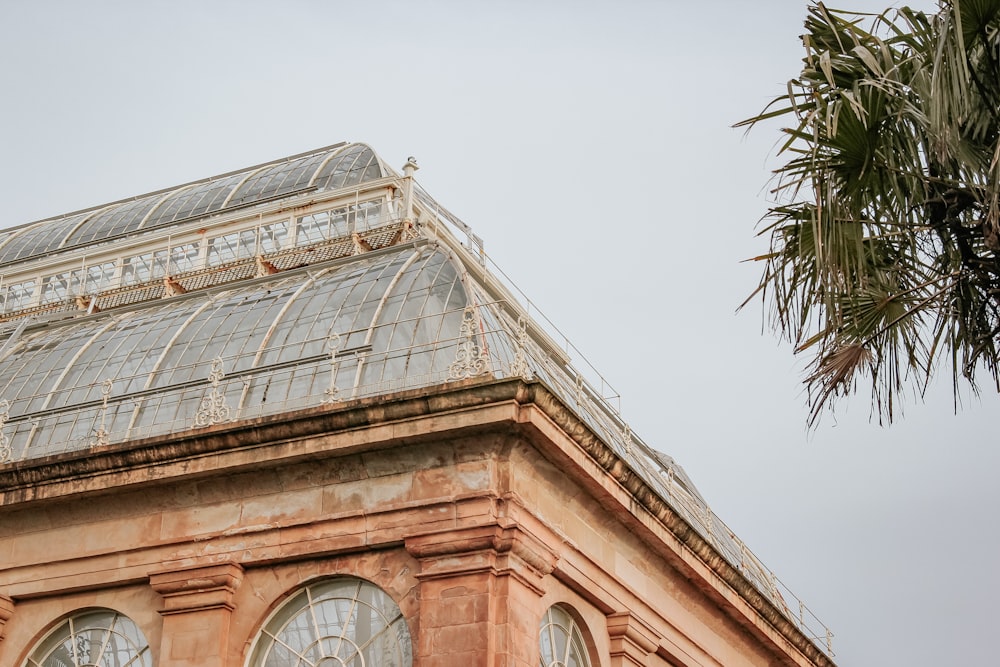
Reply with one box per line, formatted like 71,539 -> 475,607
405,522 -> 558,594
607,611 -> 660,667
148,562 -> 244,615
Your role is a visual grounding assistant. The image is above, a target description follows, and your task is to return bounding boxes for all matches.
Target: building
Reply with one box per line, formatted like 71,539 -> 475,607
0,143 -> 834,667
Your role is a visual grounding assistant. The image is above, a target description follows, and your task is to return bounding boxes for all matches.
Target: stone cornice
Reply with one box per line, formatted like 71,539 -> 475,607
510,382 -> 834,667
0,378 -> 513,504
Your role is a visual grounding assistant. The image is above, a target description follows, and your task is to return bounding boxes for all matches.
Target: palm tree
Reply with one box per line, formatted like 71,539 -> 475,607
737,0 -> 1000,425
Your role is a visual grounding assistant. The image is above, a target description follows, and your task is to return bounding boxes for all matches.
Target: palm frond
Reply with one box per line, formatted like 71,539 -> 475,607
738,0 -> 1000,425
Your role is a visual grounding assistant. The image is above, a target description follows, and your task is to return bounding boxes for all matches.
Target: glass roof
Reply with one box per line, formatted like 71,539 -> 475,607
0,143 -> 386,267
68,196 -> 163,246
0,212 -> 93,264
0,244 -> 463,460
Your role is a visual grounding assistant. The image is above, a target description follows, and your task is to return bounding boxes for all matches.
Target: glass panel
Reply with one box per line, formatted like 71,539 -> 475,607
66,195 -> 163,246
539,605 -> 591,667
360,249 -> 464,387
257,251 -> 408,367
72,261 -> 117,294
0,213 -> 87,265
40,272 -> 72,304
4,280 -> 36,312
166,241 -> 201,274
141,173 -> 245,229
259,219 -> 290,253
295,201 -> 386,247
4,246 -> 471,460
312,145 -> 383,192
119,243 -> 200,283
248,578 -> 411,667
228,153 -> 328,207
296,208 -> 350,245
147,276 -> 302,389
354,200 -> 385,232
0,230 -> 17,252
0,329 -> 69,414
26,609 -> 151,667
47,302 -> 194,410
208,229 -> 257,265
122,252 -> 155,285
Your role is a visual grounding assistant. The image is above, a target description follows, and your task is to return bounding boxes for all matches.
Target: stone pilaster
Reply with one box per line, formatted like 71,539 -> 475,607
607,611 -> 660,667
406,522 -> 557,667
149,562 -> 243,667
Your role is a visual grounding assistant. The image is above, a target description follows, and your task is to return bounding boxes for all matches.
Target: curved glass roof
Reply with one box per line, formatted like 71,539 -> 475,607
0,244 -> 464,460
0,143 -> 386,267
0,212 -> 93,264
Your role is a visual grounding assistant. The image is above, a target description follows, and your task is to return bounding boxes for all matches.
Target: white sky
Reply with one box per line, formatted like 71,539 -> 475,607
2,1 -> 993,664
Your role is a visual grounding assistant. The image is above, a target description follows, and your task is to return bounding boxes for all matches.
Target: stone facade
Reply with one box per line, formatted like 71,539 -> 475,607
0,379 -> 833,666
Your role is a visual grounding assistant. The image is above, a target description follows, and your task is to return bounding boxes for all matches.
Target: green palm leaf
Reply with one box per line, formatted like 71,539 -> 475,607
737,0 -> 1000,425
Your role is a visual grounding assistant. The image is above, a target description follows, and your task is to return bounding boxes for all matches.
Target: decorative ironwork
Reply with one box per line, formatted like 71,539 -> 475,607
0,400 -> 10,463
575,374 -> 586,406
448,307 -> 490,380
324,331 -> 342,403
194,357 -> 231,427
663,464 -> 675,498
507,316 -> 533,380
621,423 -> 632,457
91,379 -> 113,447
768,571 -> 782,606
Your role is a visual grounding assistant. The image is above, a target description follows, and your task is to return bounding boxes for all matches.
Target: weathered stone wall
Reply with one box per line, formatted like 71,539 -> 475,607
0,380 -> 829,667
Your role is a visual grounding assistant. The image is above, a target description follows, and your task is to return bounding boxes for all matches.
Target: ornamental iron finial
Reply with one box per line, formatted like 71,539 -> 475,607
507,316 -> 533,380
621,423 -> 632,457
448,307 -> 491,380
194,357 -> 231,427
92,379 -> 113,447
663,464 -> 675,498
0,400 -> 10,463
324,331 -> 342,403
575,374 -> 586,406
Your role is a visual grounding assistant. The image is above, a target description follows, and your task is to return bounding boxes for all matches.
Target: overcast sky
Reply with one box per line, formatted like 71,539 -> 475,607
2,1 -> 994,664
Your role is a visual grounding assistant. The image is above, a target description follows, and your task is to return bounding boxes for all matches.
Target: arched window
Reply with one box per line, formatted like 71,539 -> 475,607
539,604 -> 591,667
248,577 -> 412,667
24,608 -> 152,667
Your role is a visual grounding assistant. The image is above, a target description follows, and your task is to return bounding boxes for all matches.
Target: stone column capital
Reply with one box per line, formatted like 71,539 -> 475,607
607,611 -> 660,666
148,562 -> 244,615
405,522 -> 558,592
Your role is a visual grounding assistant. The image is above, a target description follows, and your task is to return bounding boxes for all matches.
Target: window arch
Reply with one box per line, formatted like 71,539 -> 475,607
24,608 -> 152,667
539,604 -> 591,667
248,577 -> 412,667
